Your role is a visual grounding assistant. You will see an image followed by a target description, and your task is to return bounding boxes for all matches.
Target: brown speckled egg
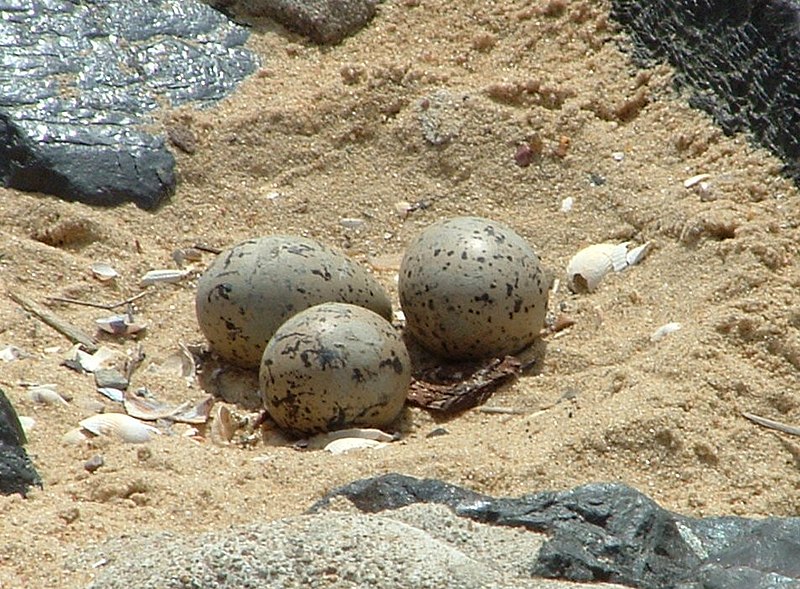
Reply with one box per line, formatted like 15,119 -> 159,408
195,236 -> 392,369
399,216 -> 548,360
260,302 -> 410,435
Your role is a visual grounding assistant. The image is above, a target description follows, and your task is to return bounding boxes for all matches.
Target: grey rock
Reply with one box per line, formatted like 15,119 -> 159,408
0,0 -> 257,209
237,0 -> 377,44
0,387 -> 41,496
85,504 -> 626,589
610,0 -> 800,187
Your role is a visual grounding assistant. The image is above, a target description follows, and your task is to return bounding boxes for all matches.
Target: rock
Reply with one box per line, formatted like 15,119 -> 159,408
85,503 -> 627,589
0,0 -> 257,209
233,0 -> 378,44
610,0 -> 800,187
0,388 -> 41,496
314,474 -> 800,589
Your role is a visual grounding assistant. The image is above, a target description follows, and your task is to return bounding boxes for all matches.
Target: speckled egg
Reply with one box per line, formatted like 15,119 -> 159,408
195,236 -> 392,369
399,216 -> 548,360
260,302 -> 410,435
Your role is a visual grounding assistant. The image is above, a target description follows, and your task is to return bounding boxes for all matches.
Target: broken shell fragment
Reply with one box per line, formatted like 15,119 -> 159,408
566,241 -> 651,293
96,314 -> 147,336
650,322 -> 682,342
140,269 -> 191,287
91,263 -> 119,282
324,437 -> 388,454
78,413 -> 161,443
305,427 -> 395,450
209,403 -> 235,445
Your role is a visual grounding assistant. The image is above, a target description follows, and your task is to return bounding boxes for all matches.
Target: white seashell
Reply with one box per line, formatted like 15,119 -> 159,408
96,314 -> 147,336
62,427 -> 92,445
560,196 -> 574,213
91,263 -> 119,282
27,385 -> 69,406
0,345 -> 22,362
71,345 -> 120,373
307,427 -> 394,450
324,437 -> 387,454
18,416 -> 35,436
683,173 -> 711,188
339,217 -> 366,230
650,322 -> 682,342
209,403 -> 234,445
79,413 -> 161,444
625,241 -> 652,267
139,269 -> 190,286
566,243 -> 628,292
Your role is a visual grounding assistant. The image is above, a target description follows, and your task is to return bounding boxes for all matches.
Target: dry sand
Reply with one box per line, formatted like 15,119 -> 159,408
1,1 -> 799,587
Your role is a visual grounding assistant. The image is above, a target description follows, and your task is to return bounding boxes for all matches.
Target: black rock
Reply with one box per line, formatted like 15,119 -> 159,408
610,0 -> 800,186
307,472 -> 489,514
0,388 -> 41,497
314,473 -> 800,589
0,0 -> 257,209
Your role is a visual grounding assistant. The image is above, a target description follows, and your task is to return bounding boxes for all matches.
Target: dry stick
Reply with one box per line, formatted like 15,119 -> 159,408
8,292 -> 98,353
192,244 -> 222,255
47,291 -> 150,311
742,412 -> 800,437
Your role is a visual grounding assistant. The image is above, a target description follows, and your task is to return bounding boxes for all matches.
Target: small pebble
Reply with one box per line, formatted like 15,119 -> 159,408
426,427 -> 449,438
84,454 -> 104,473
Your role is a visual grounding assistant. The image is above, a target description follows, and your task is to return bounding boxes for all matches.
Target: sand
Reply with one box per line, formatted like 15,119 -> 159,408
1,1 -> 799,587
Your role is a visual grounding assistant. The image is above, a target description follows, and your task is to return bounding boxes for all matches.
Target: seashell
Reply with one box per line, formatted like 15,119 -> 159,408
78,413 -> 161,443
62,427 -> 92,445
650,322 -> 682,342
96,314 -> 147,336
69,345 -> 120,373
91,262 -> 119,282
139,269 -> 190,286
307,427 -> 395,450
18,416 -> 35,436
209,403 -> 234,445
625,241 -> 652,267
97,387 -> 124,403
560,196 -> 574,213
123,388 -> 186,421
566,243 -> 629,292
683,173 -> 711,189
171,395 -> 214,425
148,345 -> 196,380
0,345 -> 22,362
339,217 -> 366,230
27,385 -> 69,406
324,437 -> 388,454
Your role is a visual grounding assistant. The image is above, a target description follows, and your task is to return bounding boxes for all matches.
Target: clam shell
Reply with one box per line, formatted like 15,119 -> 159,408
27,385 -> 69,406
96,314 -> 147,336
79,413 -> 161,443
91,262 -> 119,282
209,403 -> 235,445
566,243 -> 629,292
307,427 -> 394,450
324,437 -> 388,454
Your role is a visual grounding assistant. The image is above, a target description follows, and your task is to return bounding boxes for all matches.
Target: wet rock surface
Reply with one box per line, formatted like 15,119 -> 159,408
0,388 -> 41,497
0,0 -> 257,209
610,0 -> 800,186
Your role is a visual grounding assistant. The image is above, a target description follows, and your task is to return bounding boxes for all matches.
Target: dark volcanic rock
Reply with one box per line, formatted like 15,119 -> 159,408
316,474 -> 800,589
0,0 -> 257,209
610,0 -> 800,186
0,388 -> 41,496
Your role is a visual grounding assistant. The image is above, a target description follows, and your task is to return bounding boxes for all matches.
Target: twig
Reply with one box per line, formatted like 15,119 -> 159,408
742,412 -> 800,437
8,292 -> 98,353
192,244 -> 222,255
46,291 -> 150,311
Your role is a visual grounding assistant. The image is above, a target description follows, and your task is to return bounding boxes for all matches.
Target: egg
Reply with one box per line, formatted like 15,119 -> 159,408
195,236 -> 392,369
260,302 -> 410,435
399,216 -> 548,360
